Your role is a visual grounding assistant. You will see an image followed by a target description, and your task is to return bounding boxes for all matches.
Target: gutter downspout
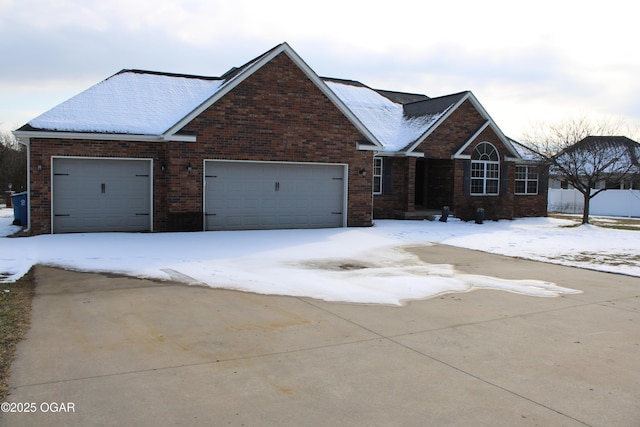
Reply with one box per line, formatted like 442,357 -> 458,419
14,135 -> 31,233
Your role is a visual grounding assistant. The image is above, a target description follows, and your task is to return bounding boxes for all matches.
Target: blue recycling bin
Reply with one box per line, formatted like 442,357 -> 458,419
11,192 -> 28,227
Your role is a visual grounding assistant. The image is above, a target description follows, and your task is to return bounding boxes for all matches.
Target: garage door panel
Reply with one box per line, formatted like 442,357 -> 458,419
205,161 -> 345,231
53,158 -> 151,233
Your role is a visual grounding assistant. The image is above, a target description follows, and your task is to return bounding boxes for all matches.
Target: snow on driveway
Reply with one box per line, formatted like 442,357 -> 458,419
1,209 -> 638,305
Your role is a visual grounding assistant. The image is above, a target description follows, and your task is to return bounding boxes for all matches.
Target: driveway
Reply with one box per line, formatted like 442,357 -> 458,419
2,244 -> 639,426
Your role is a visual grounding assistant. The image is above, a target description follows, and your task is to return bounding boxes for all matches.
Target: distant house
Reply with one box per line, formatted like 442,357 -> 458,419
547,136 -> 640,217
549,136 -> 640,190
14,43 -> 548,234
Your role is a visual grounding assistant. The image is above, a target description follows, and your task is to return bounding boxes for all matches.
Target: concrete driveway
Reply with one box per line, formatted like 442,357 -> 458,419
2,244 -> 639,426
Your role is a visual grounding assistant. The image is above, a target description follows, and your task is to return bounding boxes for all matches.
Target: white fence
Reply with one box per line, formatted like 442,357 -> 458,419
548,189 -> 640,217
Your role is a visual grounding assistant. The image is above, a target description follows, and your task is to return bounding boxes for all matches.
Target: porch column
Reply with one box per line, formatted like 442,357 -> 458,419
406,157 -> 416,212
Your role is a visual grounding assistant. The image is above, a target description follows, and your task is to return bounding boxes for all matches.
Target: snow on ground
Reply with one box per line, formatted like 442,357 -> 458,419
1,208 -> 638,305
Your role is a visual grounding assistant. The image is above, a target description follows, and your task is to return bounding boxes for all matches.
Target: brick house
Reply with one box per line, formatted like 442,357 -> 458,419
14,43 -> 547,234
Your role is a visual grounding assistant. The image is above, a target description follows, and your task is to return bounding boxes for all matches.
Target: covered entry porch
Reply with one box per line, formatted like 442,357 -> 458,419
374,156 -> 456,220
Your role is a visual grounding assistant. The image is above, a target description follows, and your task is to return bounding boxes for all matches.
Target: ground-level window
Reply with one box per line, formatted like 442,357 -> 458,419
515,165 -> 539,194
373,157 -> 383,194
471,142 -> 500,195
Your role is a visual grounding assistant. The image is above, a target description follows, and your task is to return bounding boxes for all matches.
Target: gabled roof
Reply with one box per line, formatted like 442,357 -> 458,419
559,136 -> 639,159
321,80 -> 522,158
14,42 -> 520,159
15,43 -> 383,147
554,136 -> 640,167
549,136 -> 640,178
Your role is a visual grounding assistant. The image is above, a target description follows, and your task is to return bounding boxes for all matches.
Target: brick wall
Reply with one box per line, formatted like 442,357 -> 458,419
420,100 -> 487,159
373,157 -> 411,218
180,52 -> 373,228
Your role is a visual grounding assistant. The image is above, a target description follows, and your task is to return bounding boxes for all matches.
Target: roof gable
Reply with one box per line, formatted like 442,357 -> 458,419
445,93 -> 521,160
166,43 -> 383,147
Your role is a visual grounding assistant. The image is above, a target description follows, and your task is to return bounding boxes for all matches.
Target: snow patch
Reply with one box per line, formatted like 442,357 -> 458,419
7,212 -> 636,305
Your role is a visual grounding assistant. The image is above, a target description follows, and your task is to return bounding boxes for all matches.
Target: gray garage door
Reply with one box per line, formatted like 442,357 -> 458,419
52,158 -> 152,233
205,161 -> 346,230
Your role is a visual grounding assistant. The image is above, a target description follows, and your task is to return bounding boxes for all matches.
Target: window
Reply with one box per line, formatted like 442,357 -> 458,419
471,142 -> 500,195
515,165 -> 539,194
373,157 -> 383,195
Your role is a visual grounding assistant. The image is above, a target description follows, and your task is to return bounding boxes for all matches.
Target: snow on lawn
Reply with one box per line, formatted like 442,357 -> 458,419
1,209 -> 638,305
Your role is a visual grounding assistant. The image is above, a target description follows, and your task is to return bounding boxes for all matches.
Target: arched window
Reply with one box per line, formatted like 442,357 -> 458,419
471,142 -> 500,195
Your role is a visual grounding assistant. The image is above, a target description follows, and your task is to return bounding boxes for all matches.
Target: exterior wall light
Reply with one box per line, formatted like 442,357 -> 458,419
187,163 -> 192,174
37,162 -> 42,172
359,168 -> 366,177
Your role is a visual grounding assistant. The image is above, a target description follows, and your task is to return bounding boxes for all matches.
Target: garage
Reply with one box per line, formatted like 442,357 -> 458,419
205,160 -> 346,230
52,158 -> 152,233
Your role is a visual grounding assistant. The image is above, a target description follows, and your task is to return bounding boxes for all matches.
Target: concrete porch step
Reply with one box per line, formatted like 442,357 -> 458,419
392,209 -> 442,221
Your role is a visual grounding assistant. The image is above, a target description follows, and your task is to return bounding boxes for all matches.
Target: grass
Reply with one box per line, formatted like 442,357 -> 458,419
549,213 -> 640,230
0,269 -> 34,402
560,252 -> 640,266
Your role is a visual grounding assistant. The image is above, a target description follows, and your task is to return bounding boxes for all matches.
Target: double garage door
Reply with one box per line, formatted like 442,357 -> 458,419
51,158 -> 345,233
205,161 -> 346,231
52,158 -> 152,233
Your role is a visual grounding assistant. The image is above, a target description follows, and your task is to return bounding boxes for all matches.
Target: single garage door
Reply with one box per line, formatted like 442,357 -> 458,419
205,161 -> 346,230
52,158 -> 152,233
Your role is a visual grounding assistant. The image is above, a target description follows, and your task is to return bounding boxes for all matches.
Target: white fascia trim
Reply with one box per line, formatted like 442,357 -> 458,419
356,143 -> 380,151
164,43 -> 384,150
403,93 -> 469,155
375,151 -> 424,158
452,120 -> 490,158
163,134 -> 196,142
13,130 -> 164,142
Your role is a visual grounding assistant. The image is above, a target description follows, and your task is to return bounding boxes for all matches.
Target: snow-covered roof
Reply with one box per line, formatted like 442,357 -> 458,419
20,44 -> 510,157
323,79 -> 456,152
552,136 -> 640,176
509,138 -> 546,161
27,70 -> 225,135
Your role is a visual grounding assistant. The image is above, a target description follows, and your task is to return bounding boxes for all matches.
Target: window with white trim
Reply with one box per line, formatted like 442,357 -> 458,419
373,157 -> 383,195
515,165 -> 539,195
471,142 -> 500,195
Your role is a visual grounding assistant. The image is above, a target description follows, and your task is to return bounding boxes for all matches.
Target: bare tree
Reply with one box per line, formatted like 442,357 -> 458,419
0,130 -> 27,200
522,116 -> 640,224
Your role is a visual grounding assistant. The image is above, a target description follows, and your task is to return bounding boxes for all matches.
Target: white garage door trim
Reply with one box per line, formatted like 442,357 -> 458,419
51,156 -> 154,233
203,159 -> 348,230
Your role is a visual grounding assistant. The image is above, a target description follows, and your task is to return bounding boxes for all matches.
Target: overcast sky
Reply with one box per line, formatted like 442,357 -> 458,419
1,0 -> 639,140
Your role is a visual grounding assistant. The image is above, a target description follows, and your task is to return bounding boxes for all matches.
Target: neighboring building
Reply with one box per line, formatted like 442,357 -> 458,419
14,43 -> 548,234
549,136 -> 640,190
